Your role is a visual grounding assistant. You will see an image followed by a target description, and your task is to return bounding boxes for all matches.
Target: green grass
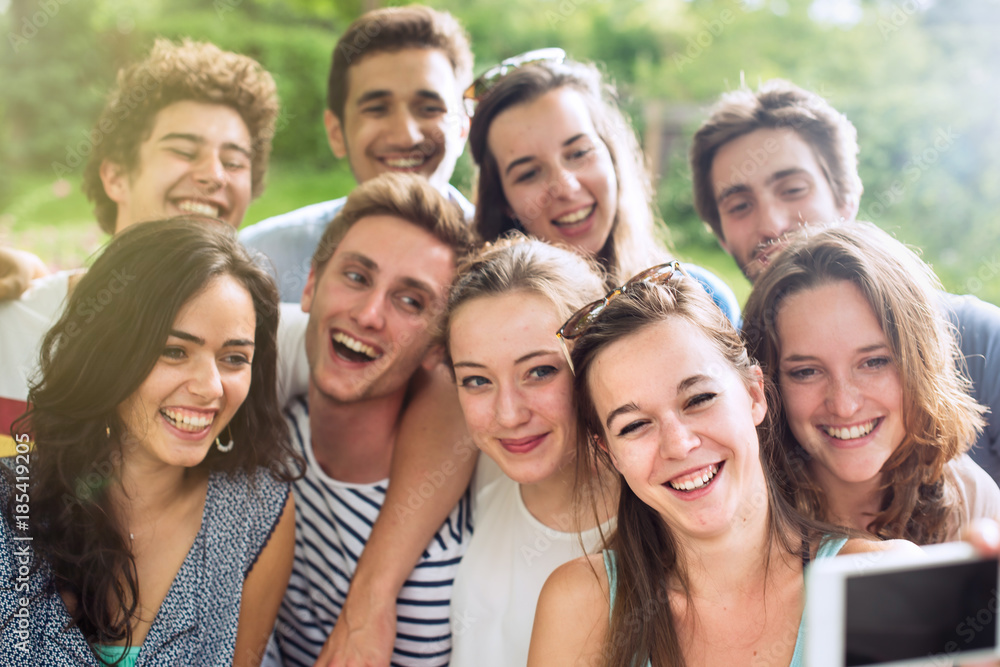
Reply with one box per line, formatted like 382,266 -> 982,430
0,163 -> 358,272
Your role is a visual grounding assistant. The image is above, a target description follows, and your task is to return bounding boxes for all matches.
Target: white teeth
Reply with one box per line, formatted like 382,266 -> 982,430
332,332 -> 380,360
668,463 -> 720,492
162,408 -> 214,432
823,419 -> 877,440
384,156 -> 426,169
177,200 -> 220,217
553,205 -> 594,225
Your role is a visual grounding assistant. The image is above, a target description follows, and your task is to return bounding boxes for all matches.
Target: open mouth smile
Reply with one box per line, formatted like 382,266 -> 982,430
175,198 -> 223,218
667,462 -> 722,492
332,331 -> 382,363
552,204 -> 595,228
820,418 -> 880,441
161,407 -> 216,434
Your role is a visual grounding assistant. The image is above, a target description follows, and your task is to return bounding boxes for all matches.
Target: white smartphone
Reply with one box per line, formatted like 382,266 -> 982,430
805,541 -> 999,667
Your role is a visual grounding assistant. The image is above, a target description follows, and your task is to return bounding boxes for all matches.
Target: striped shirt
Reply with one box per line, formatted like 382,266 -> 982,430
269,396 -> 472,667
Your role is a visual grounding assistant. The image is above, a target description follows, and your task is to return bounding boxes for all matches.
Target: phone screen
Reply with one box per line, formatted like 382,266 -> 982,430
844,558 -> 998,666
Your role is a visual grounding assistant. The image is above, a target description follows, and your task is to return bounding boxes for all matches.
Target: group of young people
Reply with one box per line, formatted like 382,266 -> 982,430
1,4 -> 999,667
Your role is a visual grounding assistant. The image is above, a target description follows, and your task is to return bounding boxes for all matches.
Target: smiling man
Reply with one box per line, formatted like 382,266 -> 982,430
0,38 -> 279,453
264,173 -> 475,667
689,79 -> 1000,482
239,5 -> 474,302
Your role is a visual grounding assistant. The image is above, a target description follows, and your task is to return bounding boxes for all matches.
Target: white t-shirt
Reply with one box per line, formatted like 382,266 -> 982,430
943,453 -> 1000,541
0,271 -> 75,453
449,460 -> 613,667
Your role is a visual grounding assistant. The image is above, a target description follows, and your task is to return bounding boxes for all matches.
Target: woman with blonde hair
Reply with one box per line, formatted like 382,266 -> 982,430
445,235 -> 616,666
742,221 -> 999,543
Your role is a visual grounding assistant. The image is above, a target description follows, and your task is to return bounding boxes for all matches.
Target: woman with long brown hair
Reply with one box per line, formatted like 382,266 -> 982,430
1,218 -> 300,665
528,266 -> 912,666
742,222 -> 999,544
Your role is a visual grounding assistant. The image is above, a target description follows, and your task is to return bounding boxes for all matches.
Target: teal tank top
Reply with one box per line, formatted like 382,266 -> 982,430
94,644 -> 142,667
602,535 -> 849,667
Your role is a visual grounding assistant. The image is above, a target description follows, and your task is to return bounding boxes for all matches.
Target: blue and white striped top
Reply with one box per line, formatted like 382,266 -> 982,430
269,396 -> 472,667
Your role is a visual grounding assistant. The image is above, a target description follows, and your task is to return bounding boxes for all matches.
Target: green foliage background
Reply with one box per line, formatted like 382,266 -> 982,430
1,0 -> 998,304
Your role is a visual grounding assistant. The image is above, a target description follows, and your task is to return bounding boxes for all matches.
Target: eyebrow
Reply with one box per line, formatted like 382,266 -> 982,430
602,374 -> 709,430
715,167 -> 811,204
605,401 -> 641,431
452,349 -> 558,371
357,89 -> 447,106
782,343 -> 888,364
159,132 -> 252,158
168,329 -> 255,348
504,133 -> 587,177
340,252 -> 437,297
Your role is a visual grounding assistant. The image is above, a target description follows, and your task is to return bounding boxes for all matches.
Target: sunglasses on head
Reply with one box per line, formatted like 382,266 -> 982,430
463,47 -> 566,117
556,261 -> 688,373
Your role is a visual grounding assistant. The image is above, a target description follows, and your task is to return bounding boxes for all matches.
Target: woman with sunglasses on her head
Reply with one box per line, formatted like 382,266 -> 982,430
528,266 -> 915,667
742,222 -> 1000,545
467,50 -> 740,321
0,218 -> 300,666
445,236 -> 617,667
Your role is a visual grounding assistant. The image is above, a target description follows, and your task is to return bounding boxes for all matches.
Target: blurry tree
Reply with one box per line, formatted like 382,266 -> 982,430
1,0 -> 997,301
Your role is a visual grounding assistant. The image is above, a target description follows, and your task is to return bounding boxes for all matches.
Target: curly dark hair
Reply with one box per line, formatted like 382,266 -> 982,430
82,39 -> 280,233
7,217 -> 300,652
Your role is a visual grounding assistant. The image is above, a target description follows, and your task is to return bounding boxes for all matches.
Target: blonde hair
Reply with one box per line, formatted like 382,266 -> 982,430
742,221 -> 984,543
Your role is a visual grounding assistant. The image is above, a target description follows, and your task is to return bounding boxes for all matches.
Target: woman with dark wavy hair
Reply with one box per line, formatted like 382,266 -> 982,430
1,218 -> 299,666
742,221 -> 999,544
467,52 -> 739,320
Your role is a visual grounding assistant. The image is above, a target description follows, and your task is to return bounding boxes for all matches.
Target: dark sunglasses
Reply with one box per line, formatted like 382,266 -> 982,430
556,262 -> 687,372
462,47 -> 566,117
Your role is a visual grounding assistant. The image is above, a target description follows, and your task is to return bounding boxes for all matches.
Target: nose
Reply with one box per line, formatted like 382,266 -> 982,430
387,109 -> 426,149
826,375 -> 862,418
549,165 -> 581,199
754,198 -> 795,243
352,289 -> 386,331
658,412 -> 700,460
193,152 -> 226,191
494,384 -> 530,430
190,356 -> 224,401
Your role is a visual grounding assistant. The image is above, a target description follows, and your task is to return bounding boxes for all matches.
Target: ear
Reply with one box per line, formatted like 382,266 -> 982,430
99,159 -> 129,204
324,109 -> 348,159
457,109 -> 470,141
301,264 -> 318,314
748,365 -> 768,426
421,343 -> 447,372
839,194 -> 860,223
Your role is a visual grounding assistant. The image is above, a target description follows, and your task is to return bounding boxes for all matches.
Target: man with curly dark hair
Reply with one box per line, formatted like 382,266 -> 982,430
82,38 -> 280,233
1,38 -> 280,455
